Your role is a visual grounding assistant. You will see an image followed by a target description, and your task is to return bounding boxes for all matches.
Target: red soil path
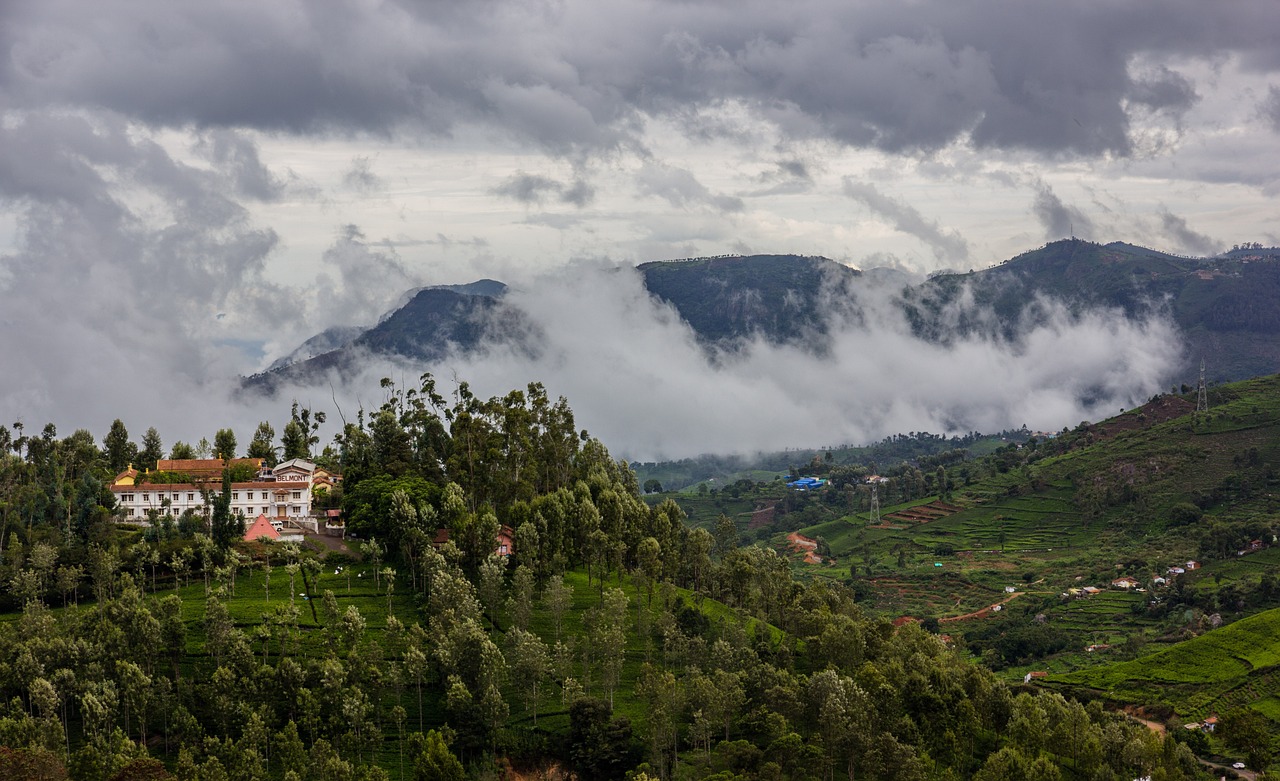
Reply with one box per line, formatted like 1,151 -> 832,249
938,591 -> 1023,623
785,532 -> 825,564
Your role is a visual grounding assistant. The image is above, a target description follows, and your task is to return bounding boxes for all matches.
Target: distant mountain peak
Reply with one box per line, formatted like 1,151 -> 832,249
245,245 -> 1280,396
636,253 -> 864,347
377,279 -> 508,324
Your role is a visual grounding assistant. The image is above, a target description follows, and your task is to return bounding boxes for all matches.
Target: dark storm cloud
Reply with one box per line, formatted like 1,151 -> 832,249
777,160 -> 812,182
637,164 -> 744,213
842,179 -> 969,262
745,158 -> 815,196
0,113 -> 285,311
194,129 -> 284,200
560,179 -> 596,208
492,172 -> 596,207
493,172 -> 564,204
1262,86 -> 1280,133
1127,65 -> 1199,115
1159,208 -> 1220,256
1032,185 -> 1094,241
5,1 -> 1276,160
342,156 -> 383,194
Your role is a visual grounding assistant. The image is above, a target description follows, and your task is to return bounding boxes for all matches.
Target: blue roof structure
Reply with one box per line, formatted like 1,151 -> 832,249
786,476 -> 828,490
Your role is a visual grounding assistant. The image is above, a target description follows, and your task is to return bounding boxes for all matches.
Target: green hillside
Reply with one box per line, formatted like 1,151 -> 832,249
637,372 -> 1280,772
781,374 -> 1280,677
632,374 -> 1280,660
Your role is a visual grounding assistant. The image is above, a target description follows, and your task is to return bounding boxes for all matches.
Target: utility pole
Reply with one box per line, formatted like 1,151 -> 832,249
1196,358 -> 1209,413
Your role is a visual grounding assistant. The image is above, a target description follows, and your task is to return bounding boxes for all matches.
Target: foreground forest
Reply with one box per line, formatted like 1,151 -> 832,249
0,375 -> 1226,779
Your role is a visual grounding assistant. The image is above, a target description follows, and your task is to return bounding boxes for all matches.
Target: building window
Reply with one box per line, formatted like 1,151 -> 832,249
232,491 -> 239,501
188,493 -> 194,501
261,492 -> 269,501
292,491 -> 301,500
142,493 -> 150,502
122,494 -> 134,502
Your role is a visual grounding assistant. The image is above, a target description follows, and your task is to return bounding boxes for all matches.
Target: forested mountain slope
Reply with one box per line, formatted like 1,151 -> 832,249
905,239 -> 1280,380
635,254 -> 863,347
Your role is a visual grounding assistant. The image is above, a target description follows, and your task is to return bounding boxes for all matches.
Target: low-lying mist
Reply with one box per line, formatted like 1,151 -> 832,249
1,245 -> 1181,463
271,264 -> 1182,462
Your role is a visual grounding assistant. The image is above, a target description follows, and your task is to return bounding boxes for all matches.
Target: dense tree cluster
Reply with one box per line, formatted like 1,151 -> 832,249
633,429 -> 1022,494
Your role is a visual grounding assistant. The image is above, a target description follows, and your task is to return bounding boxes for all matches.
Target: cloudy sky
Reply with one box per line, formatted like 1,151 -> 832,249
1,0 -> 1277,458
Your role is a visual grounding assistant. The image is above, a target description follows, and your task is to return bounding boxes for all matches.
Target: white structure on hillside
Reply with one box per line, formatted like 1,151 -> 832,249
111,458 -> 332,525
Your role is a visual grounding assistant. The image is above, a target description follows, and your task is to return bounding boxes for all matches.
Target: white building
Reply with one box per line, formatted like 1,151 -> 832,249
111,458 -> 327,525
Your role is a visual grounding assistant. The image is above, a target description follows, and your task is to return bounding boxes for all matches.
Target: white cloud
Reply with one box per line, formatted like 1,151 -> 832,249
363,265 -> 1184,460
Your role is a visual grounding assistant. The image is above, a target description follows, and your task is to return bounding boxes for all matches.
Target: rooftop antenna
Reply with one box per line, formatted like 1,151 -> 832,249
1196,358 -> 1209,413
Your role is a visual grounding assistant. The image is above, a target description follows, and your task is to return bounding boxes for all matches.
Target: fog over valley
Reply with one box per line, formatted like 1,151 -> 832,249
30,251 -> 1175,463
267,263 -> 1182,461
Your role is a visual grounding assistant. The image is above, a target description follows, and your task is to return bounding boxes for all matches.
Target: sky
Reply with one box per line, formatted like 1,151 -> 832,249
1,0 -> 1278,460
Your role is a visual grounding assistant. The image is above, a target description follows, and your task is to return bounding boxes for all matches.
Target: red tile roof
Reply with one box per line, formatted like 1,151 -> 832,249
155,458 -> 264,475
244,514 -> 281,541
110,480 -> 310,493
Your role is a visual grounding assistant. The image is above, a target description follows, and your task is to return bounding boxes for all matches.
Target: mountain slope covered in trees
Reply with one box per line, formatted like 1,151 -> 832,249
905,239 -> 1280,381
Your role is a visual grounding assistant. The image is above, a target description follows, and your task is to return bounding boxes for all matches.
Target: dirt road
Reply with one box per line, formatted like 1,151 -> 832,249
938,591 -> 1022,623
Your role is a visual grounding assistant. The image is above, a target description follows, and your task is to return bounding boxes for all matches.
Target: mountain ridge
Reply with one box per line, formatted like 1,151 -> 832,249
245,241 -> 1280,395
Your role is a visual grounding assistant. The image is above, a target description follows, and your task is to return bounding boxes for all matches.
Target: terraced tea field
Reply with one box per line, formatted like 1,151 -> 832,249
883,500 -> 963,524
1048,590 -> 1158,645
864,573 -> 1007,618
810,489 -> 1094,563
1051,607 -> 1280,720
